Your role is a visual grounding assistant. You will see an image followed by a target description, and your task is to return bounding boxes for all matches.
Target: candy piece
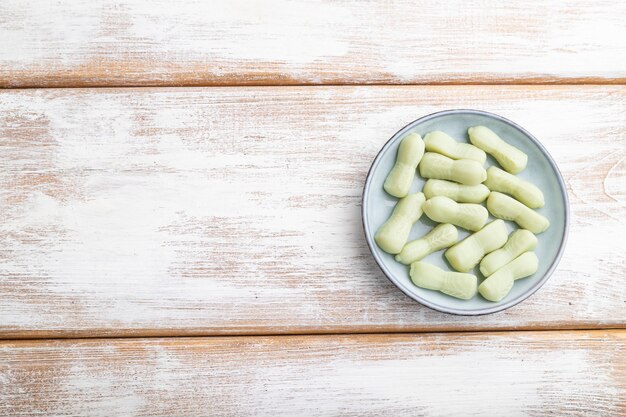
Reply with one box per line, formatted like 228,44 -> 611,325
480,229 -> 538,277
487,192 -> 550,234
395,223 -> 459,265
484,166 -> 544,208
423,179 -> 490,203
479,252 -> 539,302
445,220 -> 509,272
423,131 -> 486,164
374,193 -> 425,254
410,262 -> 477,300
468,126 -> 528,174
422,196 -> 488,232
383,132 -> 425,198
419,152 -> 487,185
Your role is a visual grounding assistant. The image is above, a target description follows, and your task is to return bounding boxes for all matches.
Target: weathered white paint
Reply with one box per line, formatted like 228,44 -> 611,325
1,0 -> 350,66
0,331 -> 623,416
1,0 -> 626,86
0,86 -> 624,337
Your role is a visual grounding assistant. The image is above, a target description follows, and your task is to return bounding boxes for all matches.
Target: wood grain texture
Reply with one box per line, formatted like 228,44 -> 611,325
1,330 -> 624,416
2,0 -> 626,87
1,86 -> 625,338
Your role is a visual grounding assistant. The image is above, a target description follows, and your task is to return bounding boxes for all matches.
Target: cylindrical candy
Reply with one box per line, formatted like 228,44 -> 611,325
445,219 -> 509,272
419,152 -> 486,185
374,192 -> 425,254
384,132 -> 425,198
410,262 -> 478,300
468,126 -> 527,174
479,252 -> 539,302
422,196 -> 488,232
423,179 -> 490,203
480,229 -> 538,277
423,131 -> 486,164
395,223 -> 459,265
484,166 -> 544,208
487,192 -> 550,234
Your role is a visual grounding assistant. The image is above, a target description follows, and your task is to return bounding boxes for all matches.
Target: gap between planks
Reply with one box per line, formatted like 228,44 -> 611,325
3,325 -> 626,342
3,80 -> 626,90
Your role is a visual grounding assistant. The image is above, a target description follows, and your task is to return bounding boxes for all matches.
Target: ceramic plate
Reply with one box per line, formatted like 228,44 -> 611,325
362,109 -> 569,315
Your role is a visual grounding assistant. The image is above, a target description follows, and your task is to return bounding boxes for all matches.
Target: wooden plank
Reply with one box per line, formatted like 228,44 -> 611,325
1,330 -> 624,416
0,86 -> 625,338
2,0 -> 626,87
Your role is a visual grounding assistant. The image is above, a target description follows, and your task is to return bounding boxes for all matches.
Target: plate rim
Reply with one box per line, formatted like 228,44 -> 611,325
361,109 -> 570,315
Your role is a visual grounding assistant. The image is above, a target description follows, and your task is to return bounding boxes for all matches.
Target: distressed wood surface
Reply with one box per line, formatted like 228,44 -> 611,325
2,0 -> 626,87
1,86 -> 625,338
1,330 -> 624,416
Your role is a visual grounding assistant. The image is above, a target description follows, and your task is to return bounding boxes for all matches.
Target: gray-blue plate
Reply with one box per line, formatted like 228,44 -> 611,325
362,110 -> 569,315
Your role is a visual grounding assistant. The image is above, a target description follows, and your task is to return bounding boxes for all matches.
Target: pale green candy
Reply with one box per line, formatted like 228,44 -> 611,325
395,223 -> 459,265
422,196 -> 488,232
468,126 -> 528,174
384,133 -> 425,198
419,152 -> 487,186
423,179 -> 490,203
487,192 -> 550,234
445,219 -> 509,272
423,131 -> 487,164
375,193 -> 425,254
480,229 -> 538,277
479,252 -> 539,302
410,262 -> 477,300
484,166 -> 545,208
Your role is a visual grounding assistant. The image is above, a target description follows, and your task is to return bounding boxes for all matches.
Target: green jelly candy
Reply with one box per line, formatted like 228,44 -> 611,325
468,126 -> 528,174
423,179 -> 490,203
422,196 -> 488,232
484,166 -> 544,208
419,152 -> 487,186
423,131 -> 486,164
384,133 -> 425,198
479,252 -> 539,302
445,219 -> 509,272
375,193 -> 425,254
395,223 -> 459,265
487,192 -> 550,234
410,262 -> 478,300
480,229 -> 538,277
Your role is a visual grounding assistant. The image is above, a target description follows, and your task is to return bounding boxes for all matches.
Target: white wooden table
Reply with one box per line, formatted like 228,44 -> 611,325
1,1 -> 625,415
